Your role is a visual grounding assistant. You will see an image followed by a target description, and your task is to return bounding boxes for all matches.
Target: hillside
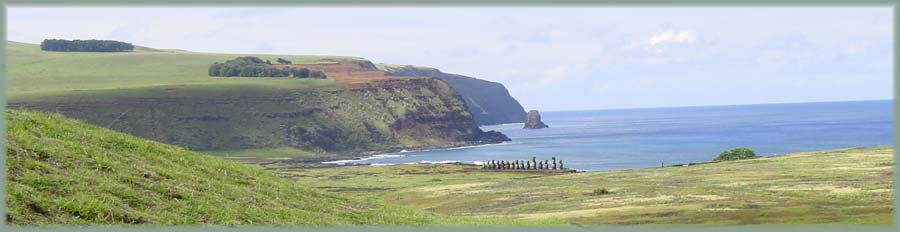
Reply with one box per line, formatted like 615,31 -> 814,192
6,41 -> 508,158
287,147 -> 894,225
4,109 -> 443,225
377,64 -> 527,126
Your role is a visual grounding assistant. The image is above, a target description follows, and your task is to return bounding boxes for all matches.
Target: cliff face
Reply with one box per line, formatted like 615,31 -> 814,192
376,64 -> 527,126
8,60 -> 507,156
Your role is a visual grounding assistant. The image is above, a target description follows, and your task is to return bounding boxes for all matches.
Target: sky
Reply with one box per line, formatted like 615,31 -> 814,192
6,7 -> 894,111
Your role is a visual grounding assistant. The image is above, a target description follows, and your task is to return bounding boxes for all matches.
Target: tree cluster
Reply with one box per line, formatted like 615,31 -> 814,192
40,39 -> 134,52
712,147 -> 758,162
208,56 -> 327,78
276,58 -> 292,64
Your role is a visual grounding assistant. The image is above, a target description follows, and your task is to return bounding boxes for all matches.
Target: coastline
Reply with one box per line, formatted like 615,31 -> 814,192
287,146 -> 894,225
318,141 -> 515,165
249,140 -> 515,168
302,145 -> 894,173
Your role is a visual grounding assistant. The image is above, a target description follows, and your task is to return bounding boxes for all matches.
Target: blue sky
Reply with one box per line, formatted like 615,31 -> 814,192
7,7 -> 893,111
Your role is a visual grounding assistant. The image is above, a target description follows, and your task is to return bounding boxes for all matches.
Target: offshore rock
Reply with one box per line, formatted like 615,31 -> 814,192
523,110 -> 549,129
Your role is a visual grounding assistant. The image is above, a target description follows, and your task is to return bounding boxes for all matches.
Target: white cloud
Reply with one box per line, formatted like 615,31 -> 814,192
647,29 -> 698,46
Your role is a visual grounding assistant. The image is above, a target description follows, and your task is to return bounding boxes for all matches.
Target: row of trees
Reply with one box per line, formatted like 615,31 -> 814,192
40,39 -> 134,52
208,56 -> 326,78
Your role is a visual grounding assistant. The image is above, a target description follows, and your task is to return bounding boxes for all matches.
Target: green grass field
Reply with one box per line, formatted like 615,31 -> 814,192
286,147 -> 894,225
6,41 -> 357,100
7,109 -> 539,225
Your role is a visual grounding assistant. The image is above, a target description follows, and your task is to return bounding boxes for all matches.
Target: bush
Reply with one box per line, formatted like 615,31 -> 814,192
40,39 -> 133,52
310,70 -> 327,79
208,56 -> 326,78
276,58 -> 292,64
712,147 -> 758,162
592,187 -> 610,195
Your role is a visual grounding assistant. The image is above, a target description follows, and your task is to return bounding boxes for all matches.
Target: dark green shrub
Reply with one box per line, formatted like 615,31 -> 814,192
310,70 -> 327,79
40,39 -> 134,52
592,187 -> 610,195
276,58 -> 292,64
712,147 -> 758,162
208,56 -> 325,78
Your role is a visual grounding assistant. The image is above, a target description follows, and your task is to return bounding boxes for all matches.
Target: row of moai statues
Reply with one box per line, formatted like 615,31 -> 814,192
482,156 -> 564,170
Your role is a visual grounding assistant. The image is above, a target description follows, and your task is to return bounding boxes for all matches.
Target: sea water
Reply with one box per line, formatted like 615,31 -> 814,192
333,100 -> 894,171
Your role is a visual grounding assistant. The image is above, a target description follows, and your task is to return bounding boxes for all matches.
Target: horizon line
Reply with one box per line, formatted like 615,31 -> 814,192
541,98 -> 893,113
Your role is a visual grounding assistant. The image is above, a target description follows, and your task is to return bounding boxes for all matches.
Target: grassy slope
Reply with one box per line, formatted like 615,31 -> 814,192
6,41 -> 359,99
286,147 -> 894,225
7,41 -> 487,157
5,109 -> 464,225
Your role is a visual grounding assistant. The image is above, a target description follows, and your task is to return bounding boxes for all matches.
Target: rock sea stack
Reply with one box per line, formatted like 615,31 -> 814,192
523,110 -> 549,129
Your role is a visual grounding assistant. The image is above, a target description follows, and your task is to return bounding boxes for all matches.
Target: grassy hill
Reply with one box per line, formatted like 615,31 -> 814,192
6,41 -> 360,100
5,109 -> 453,225
285,147 -> 894,225
7,41 -> 503,157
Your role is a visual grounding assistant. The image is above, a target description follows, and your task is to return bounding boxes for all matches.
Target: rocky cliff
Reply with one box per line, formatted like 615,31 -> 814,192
8,77 -> 507,155
6,42 -> 510,157
523,110 -> 549,129
376,64 -> 527,126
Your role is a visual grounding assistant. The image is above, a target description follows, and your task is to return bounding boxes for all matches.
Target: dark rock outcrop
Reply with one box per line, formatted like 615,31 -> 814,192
523,110 -> 549,129
377,64 -> 527,126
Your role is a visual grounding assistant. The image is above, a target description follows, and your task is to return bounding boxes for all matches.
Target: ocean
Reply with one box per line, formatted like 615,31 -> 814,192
330,100 -> 894,171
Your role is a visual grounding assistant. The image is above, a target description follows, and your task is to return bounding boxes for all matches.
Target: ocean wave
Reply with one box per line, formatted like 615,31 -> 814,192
323,142 -> 513,165
321,154 -> 406,164
369,160 -> 460,166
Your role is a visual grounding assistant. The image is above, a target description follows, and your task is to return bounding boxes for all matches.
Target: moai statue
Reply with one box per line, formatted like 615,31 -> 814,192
491,160 -> 496,169
545,160 -> 550,170
559,160 -> 564,170
526,160 -> 531,169
500,160 -> 505,169
515,160 -> 520,169
552,157 -> 557,170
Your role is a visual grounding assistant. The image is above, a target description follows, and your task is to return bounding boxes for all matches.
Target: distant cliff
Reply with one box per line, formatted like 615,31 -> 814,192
377,64 -> 527,126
